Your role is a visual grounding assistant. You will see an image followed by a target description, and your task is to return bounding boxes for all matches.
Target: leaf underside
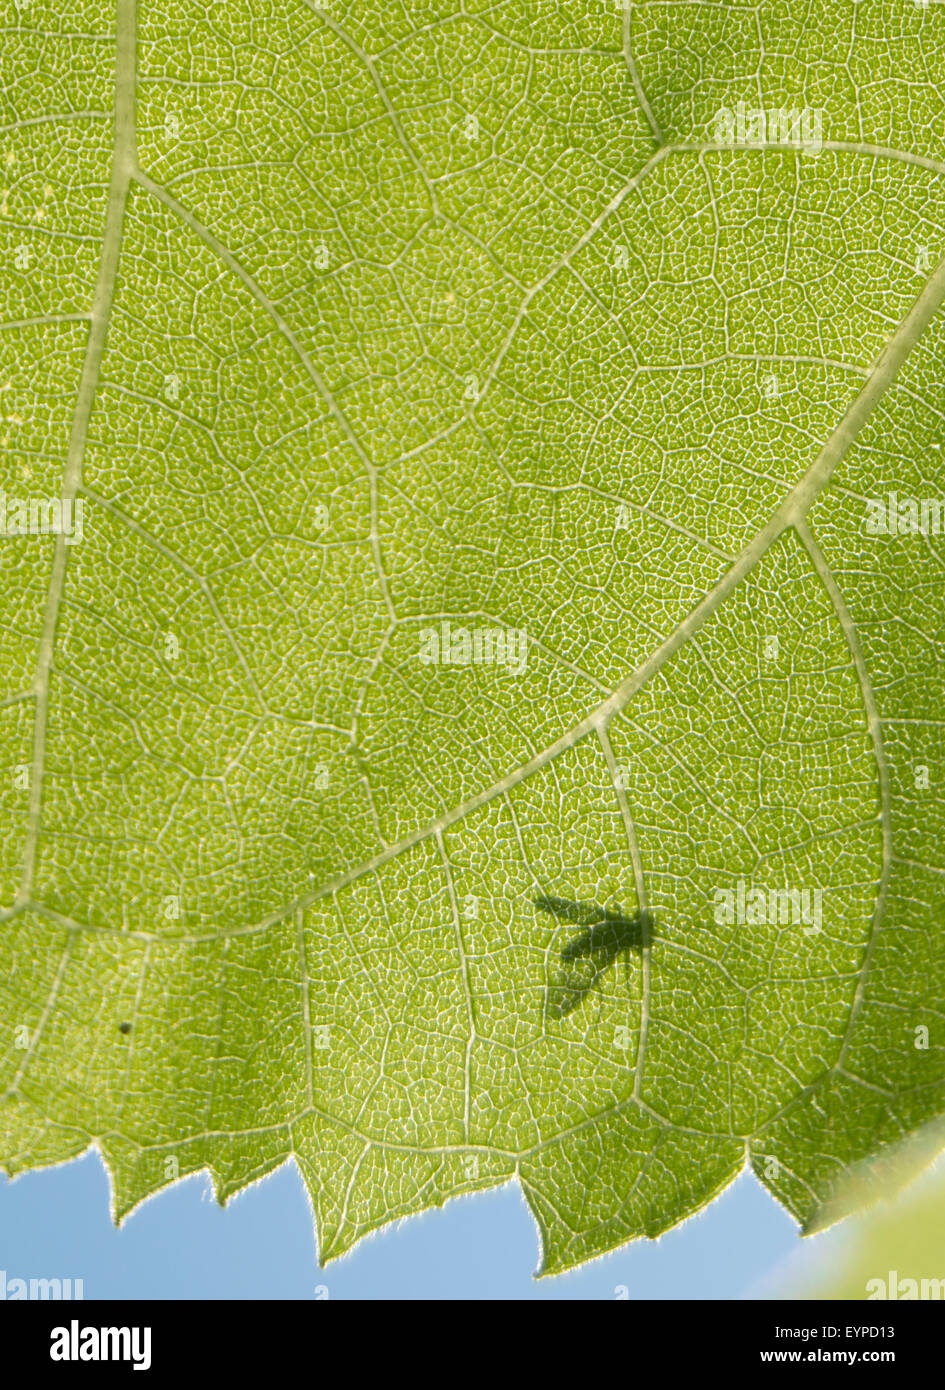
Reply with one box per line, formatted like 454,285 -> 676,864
2,0 -> 945,1275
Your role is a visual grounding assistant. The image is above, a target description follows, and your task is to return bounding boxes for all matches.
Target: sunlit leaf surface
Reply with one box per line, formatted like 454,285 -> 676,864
2,0 -> 945,1273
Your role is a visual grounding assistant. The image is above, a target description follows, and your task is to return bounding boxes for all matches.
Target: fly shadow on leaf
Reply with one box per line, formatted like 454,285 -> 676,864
535,895 -> 653,1021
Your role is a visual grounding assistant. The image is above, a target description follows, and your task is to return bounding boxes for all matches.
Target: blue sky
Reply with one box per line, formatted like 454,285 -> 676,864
0,1152 -> 843,1299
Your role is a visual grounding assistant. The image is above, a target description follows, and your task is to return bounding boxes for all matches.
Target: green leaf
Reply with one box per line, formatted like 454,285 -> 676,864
781,1115 -> 945,1298
2,0 -> 945,1275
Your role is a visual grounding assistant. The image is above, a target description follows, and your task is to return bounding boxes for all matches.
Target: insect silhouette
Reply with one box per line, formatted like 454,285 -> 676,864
536,895 -> 652,1020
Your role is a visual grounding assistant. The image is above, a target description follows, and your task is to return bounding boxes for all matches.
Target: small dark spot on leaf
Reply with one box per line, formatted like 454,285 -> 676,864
118,1021 -> 132,1035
